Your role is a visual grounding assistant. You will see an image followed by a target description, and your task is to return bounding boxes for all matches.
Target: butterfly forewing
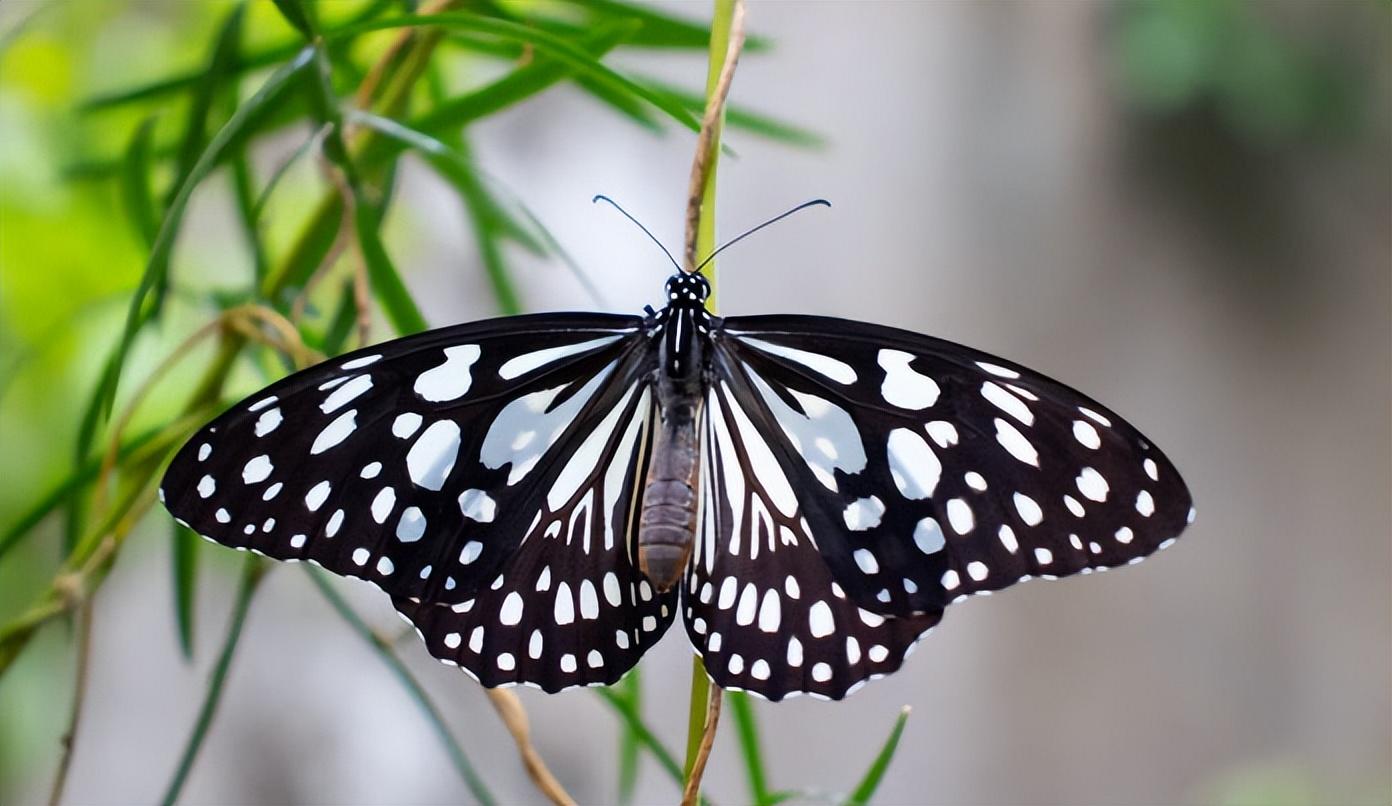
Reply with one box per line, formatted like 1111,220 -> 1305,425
161,313 -> 649,606
712,315 -> 1194,618
683,381 -> 943,700
394,386 -> 679,692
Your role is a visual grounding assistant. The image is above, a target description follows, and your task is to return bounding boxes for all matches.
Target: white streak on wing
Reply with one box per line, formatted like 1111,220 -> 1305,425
981,381 -> 1034,425
498,335 -> 621,380
877,349 -> 939,409
482,361 -> 616,485
413,345 -> 481,402
721,381 -> 798,517
341,354 -> 380,370
602,388 -> 650,552
746,367 -> 864,492
994,417 -> 1039,466
886,428 -> 941,499
548,383 -> 638,510
310,410 -> 357,454
741,337 -> 857,384
708,391 -> 744,566
406,420 -> 461,490
321,374 -> 373,413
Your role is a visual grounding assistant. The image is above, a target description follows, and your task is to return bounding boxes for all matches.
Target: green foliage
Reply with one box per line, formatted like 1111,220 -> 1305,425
0,1 -> 823,803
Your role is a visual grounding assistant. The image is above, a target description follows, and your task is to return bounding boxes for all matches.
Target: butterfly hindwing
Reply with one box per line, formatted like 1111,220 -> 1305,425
160,313 -> 651,606
710,314 -> 1194,618
683,380 -> 943,700
394,386 -> 680,692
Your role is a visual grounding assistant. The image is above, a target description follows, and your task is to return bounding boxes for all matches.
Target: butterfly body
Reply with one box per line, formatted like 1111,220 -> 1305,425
162,270 -> 1193,700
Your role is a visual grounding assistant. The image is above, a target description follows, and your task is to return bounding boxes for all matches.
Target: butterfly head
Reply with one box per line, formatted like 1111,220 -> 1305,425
665,272 -> 710,309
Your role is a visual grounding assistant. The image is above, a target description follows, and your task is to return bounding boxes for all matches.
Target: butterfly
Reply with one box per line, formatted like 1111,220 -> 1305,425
160,203 -> 1193,701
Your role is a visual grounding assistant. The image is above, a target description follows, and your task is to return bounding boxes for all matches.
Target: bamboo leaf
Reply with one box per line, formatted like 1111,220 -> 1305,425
637,75 -> 825,147
329,13 -> 703,133
616,670 -> 643,806
569,0 -> 771,52
306,568 -> 497,805
593,687 -> 686,789
101,46 -> 316,425
160,556 -> 267,806
728,690 -> 770,805
0,425 -> 164,563
171,523 -> 200,660
119,117 -> 160,248
78,0 -> 394,112
354,200 -> 428,334
166,4 -> 247,210
271,0 -> 318,39
844,706 -> 912,806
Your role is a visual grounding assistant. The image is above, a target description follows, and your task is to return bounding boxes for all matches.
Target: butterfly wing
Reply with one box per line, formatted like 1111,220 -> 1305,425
707,314 -> 1194,619
682,380 -> 943,701
161,313 -> 654,606
392,386 -> 681,692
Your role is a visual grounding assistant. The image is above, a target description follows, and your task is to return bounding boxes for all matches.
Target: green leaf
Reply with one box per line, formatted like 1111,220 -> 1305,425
411,21 -> 638,137
0,425 -> 164,564
171,524 -> 200,660
727,691 -> 770,805
271,0 -> 318,39
160,556 -> 267,806
307,568 -> 497,805
844,706 -> 912,806
328,12 -> 703,134
353,200 -> 428,334
118,117 -> 160,248
567,0 -> 771,52
165,4 -> 247,211
616,670 -> 643,806
78,0 -> 395,112
637,75 -> 825,147
594,687 -> 685,789
318,279 -> 359,356
101,45 -> 316,421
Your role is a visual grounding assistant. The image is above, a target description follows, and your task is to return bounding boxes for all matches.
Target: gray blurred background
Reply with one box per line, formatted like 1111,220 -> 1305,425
2,1 -> 1389,804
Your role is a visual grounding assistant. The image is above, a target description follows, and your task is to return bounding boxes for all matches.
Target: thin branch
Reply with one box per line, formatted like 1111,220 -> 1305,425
682,0 -> 747,272
485,689 -> 575,806
681,685 -> 724,806
47,602 -> 95,806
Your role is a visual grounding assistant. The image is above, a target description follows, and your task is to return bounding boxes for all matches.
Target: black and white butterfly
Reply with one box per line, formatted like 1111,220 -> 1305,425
161,233 -> 1193,701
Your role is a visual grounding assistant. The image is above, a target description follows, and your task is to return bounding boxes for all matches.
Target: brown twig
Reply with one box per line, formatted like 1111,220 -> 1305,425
682,0 -> 747,272
47,601 -> 94,806
485,688 -> 576,806
680,685 -> 723,806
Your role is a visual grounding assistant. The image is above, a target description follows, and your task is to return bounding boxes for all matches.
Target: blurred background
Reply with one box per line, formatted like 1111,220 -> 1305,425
1,1 -> 1388,804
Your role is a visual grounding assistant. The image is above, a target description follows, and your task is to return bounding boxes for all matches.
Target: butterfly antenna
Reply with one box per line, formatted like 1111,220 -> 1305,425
694,199 -> 831,273
592,195 -> 681,273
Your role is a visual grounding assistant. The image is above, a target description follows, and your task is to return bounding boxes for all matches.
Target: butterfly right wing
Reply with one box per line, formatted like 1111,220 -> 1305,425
160,313 -> 652,605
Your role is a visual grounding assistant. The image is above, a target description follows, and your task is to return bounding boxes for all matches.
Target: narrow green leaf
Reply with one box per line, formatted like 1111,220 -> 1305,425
844,706 -> 912,806
102,46 -> 315,421
328,13 -> 703,134
574,74 -> 664,133
638,75 -> 825,147
251,125 -> 327,221
0,425 -> 164,563
119,117 -> 160,248
78,0 -> 395,112
593,687 -> 685,787
271,0 -> 318,39
171,524 -> 200,660
353,201 -> 428,334
166,4 -> 246,211
728,691 -> 770,805
307,568 -> 497,805
568,0 -> 771,52
411,21 -> 637,137
318,279 -> 359,356
229,153 -> 269,285
160,556 -> 267,806
616,670 -> 643,806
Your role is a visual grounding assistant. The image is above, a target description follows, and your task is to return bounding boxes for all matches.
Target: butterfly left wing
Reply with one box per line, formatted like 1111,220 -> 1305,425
707,314 -> 1194,619
161,313 -> 653,606
394,386 -> 681,692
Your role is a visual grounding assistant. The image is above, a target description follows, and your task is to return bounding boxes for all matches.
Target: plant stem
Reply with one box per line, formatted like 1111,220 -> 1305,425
160,556 -> 267,806
681,1 -> 745,801
47,602 -> 94,806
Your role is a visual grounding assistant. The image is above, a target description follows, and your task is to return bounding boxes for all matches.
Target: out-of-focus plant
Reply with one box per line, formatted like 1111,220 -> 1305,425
0,1 -> 913,802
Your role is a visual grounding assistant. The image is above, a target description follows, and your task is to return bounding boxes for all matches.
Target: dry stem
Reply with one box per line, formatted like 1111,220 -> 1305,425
683,0 -> 747,271
681,685 -> 723,806
485,689 -> 575,806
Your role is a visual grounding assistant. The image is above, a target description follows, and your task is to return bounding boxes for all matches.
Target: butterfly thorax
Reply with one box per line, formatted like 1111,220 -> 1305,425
638,273 -> 714,590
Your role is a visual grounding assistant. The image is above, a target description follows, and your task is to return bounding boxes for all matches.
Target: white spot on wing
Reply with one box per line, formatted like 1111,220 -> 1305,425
499,335 -> 620,380
311,410 -> 358,454
914,517 -> 945,554
407,420 -> 461,490
886,428 -> 941,499
458,489 -> 497,523
321,375 -> 373,413
254,407 -> 283,437
413,345 -> 481,402
742,337 -> 857,384
982,381 -> 1034,425
877,349 -> 939,409
242,455 -> 273,484
994,418 -> 1039,466
842,496 -> 885,531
